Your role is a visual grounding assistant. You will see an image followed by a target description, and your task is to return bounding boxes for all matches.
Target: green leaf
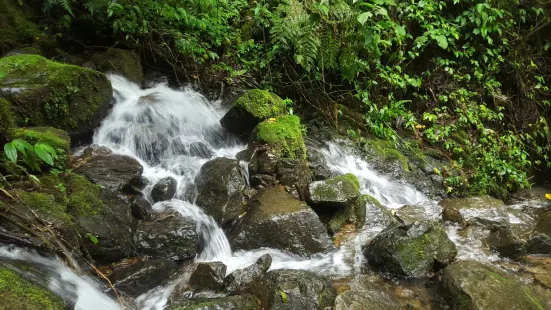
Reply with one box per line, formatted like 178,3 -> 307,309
435,35 -> 448,49
357,12 -> 373,25
279,290 -> 288,303
36,143 -> 57,157
29,174 -> 40,184
4,142 -> 17,163
34,145 -> 54,166
86,233 -> 99,245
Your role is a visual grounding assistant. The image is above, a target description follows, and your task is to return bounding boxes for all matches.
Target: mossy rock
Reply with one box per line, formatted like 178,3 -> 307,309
250,115 -> 307,159
329,194 -> 379,234
0,55 -> 113,140
86,48 -> 144,84
526,211 -> 551,255
221,89 -> 286,135
0,97 -> 15,145
167,294 -> 260,310
441,260 -> 551,310
12,127 -> 70,168
0,268 -> 66,310
306,173 -> 361,209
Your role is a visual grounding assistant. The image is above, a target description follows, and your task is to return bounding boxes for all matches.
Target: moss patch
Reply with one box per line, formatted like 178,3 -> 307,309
88,48 -> 143,84
15,190 -> 71,224
235,89 -> 286,119
12,127 -> 70,168
0,97 -> 15,144
0,268 -> 66,310
364,138 -> 410,172
253,115 -> 306,159
66,174 -> 104,217
0,55 -> 112,137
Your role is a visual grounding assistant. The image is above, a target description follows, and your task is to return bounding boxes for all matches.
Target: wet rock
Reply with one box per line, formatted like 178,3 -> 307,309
110,259 -> 178,297
85,48 -> 144,84
255,269 -> 336,310
363,196 -> 400,229
441,260 -> 551,310
276,158 -> 312,197
189,262 -> 227,291
249,174 -> 278,189
306,143 -> 332,181
166,294 -> 260,310
329,194 -> 381,233
364,221 -> 457,278
225,254 -> 272,294
0,55 -> 113,140
306,173 -> 361,208
0,267 -> 66,310
83,144 -> 112,157
522,256 -> 551,289
334,275 -> 401,310
75,154 -> 143,193
394,202 -> 442,226
525,211 -> 551,255
440,196 -> 508,229
134,212 -> 198,261
130,196 -> 155,221
194,158 -> 246,226
228,187 -> 334,256
249,148 -> 279,175
249,115 -> 307,159
486,227 -> 525,258
220,89 -> 286,136
188,141 -> 214,159
151,177 -> 177,203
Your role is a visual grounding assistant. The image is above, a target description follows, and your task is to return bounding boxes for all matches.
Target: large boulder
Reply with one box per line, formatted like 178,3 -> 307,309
194,158 -> 246,226
189,262 -> 227,291
328,194 -> 383,234
249,115 -> 307,159
225,254 -> 272,294
109,259 -> 179,297
228,187 -> 334,256
12,127 -> 70,169
74,154 -> 143,192
525,211 -> 551,255
334,275 -> 401,310
220,89 -> 286,136
134,212 -> 198,261
166,294 -> 260,310
0,268 -> 66,310
364,221 -> 457,278
85,48 -> 144,84
151,177 -> 177,203
440,196 -> 508,229
0,55 -> 113,140
441,260 -> 551,310
276,158 -> 312,198
306,173 -> 360,208
254,269 -> 336,310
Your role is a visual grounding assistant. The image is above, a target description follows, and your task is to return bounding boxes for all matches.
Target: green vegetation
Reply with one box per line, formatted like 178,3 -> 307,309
0,268 -> 66,310
3,138 -> 58,172
12,127 -> 70,169
234,89 -> 286,119
253,115 -> 307,159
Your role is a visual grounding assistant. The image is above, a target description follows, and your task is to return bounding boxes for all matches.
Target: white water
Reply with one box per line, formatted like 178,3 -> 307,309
0,75 -> 502,309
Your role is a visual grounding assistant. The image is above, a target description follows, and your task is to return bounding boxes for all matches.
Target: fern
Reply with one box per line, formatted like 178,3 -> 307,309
44,0 -> 74,16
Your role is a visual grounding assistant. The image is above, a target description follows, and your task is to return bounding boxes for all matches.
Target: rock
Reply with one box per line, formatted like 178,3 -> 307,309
75,154 -> 143,192
394,201 -> 442,226
83,144 -> 112,157
12,127 -> 71,169
0,268 -> 66,310
67,175 -> 134,264
249,174 -> 278,188
4,46 -> 42,57
522,256 -> 551,289
525,211 -> 551,254
189,262 -> 227,291
441,260 -> 551,310
130,196 -> 155,221
220,89 -> 286,136
151,177 -> 177,203
329,194 -> 380,234
364,221 -> 457,278
440,196 -> 509,229
276,158 -> 312,197
0,55 -> 113,140
166,294 -> 260,310
110,259 -> 178,297
249,148 -> 279,175
134,212 -> 198,261
0,97 -> 15,145
334,275 -> 401,310
255,269 -> 336,310
225,254 -> 272,294
188,141 -> 214,159
194,158 -> 246,226
85,48 -> 144,84
486,227 -> 525,258
306,173 -> 361,208
249,115 -> 307,159
228,187 -> 334,256
305,142 -> 333,181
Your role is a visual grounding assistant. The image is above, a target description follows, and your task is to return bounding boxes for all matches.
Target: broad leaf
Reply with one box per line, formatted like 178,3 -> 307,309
357,12 -> 373,25
435,35 -> 448,49
3,142 -> 17,163
34,145 -> 54,166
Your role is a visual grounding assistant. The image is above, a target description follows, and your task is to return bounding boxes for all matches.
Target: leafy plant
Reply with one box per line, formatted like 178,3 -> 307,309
86,233 -> 99,245
3,139 -> 58,171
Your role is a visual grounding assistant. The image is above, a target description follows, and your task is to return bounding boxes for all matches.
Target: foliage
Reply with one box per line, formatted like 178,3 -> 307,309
3,139 -> 58,171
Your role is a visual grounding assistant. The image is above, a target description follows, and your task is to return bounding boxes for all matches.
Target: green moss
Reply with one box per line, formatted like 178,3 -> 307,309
15,190 -> 71,225
342,173 -> 360,191
396,234 -> 429,268
235,89 -> 286,120
0,268 -> 65,310
12,127 -> 70,168
0,0 -> 46,53
66,174 -> 104,217
254,115 -> 307,159
365,138 -> 410,172
0,98 -> 15,143
88,48 -> 143,84
0,55 -> 112,136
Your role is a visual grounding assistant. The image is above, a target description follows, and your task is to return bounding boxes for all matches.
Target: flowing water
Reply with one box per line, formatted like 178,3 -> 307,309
0,75 -> 503,309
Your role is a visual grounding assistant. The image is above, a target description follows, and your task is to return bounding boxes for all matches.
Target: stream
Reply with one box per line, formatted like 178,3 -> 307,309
0,75 -> 524,309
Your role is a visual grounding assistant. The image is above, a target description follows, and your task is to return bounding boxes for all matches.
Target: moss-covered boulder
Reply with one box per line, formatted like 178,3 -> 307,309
441,260 -> 551,310
526,211 -> 551,255
328,194 -> 380,234
220,89 -> 286,136
0,55 -> 113,140
228,187 -> 334,256
334,275 -> 401,310
440,195 -> 508,229
249,115 -> 307,159
85,48 -> 144,84
12,127 -> 70,168
363,221 -> 457,278
306,173 -> 360,209
0,268 -> 66,310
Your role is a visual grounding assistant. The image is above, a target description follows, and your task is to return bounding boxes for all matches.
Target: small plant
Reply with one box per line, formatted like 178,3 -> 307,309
86,233 -> 99,245
3,139 -> 58,171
